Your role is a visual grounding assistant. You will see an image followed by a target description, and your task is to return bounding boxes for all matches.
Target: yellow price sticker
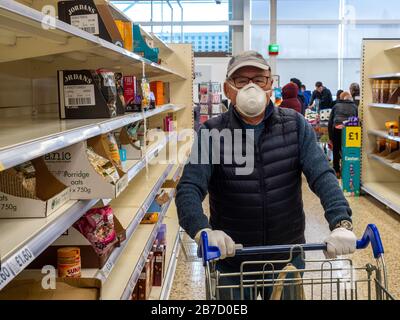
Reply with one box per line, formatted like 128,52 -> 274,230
345,127 -> 362,148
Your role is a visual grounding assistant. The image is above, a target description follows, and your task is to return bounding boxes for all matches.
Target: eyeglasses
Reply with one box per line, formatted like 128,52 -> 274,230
229,76 -> 270,89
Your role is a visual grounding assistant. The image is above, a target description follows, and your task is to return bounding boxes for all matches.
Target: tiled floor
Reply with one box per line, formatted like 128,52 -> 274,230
170,180 -> 400,300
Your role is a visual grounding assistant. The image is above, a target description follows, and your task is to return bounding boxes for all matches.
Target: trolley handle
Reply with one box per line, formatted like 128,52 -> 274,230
200,224 -> 384,264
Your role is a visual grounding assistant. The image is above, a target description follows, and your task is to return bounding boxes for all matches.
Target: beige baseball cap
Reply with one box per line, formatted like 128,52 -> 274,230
226,50 -> 271,78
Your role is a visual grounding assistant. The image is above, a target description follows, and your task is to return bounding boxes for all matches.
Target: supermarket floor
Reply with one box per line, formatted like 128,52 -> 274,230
170,179 -> 400,300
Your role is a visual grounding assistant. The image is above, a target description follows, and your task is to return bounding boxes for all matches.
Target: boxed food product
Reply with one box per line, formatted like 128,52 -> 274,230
44,137 -> 128,200
117,122 -> 146,160
381,80 -> 391,104
123,76 -> 137,108
114,72 -> 126,114
28,212 -> 126,270
150,81 -> 164,106
115,20 -> 133,51
137,259 -> 151,300
141,78 -> 151,111
163,82 -> 170,104
131,282 -> 139,300
57,247 -> 81,278
58,70 -> 119,119
58,0 -> 123,47
132,24 -> 159,63
153,245 -> 165,286
387,79 -> 400,104
0,158 -> 70,218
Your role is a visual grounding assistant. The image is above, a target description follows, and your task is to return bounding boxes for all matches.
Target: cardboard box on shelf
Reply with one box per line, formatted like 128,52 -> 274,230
150,81 -> 164,106
28,213 -> 126,270
58,70 -> 120,119
0,158 -> 70,218
44,137 -> 128,200
58,0 -> 123,47
163,82 -> 170,104
118,126 -> 144,160
0,277 -> 102,300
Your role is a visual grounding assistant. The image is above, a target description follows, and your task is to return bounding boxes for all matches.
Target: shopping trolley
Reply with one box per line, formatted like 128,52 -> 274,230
200,224 -> 395,300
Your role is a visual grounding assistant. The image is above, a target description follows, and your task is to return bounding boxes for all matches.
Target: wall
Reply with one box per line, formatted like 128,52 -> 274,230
193,57 -> 231,103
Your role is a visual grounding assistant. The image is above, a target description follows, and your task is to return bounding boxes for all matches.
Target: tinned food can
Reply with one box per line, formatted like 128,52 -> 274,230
57,247 -> 81,278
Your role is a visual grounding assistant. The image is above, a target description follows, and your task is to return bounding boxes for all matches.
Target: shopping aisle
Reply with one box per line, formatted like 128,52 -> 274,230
170,180 -> 400,300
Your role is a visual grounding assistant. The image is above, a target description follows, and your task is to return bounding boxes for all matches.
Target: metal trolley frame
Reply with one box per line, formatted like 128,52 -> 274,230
200,224 -> 395,300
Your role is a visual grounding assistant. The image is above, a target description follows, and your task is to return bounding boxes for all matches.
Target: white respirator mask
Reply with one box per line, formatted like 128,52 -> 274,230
229,82 -> 268,117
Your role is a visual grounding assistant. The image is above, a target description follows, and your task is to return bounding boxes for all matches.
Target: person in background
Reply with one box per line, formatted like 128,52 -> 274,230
280,82 -> 302,113
331,89 -> 344,108
290,78 -> 306,114
301,84 -> 311,106
328,91 -> 358,178
349,82 -> 360,108
310,81 -> 333,110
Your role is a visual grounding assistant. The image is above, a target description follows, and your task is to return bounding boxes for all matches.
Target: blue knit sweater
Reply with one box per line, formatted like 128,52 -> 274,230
176,105 -> 352,239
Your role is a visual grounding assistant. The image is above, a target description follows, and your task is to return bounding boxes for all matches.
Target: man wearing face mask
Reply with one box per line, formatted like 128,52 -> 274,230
175,51 -> 356,299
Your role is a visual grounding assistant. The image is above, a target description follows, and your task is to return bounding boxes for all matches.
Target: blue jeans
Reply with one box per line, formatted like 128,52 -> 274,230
215,255 -> 305,300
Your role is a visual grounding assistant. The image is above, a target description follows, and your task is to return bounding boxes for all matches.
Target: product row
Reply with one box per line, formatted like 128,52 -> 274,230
371,79 -> 400,104
0,123 -> 176,218
132,225 -> 167,300
0,190 -> 172,300
57,0 -> 160,63
60,69 -> 170,119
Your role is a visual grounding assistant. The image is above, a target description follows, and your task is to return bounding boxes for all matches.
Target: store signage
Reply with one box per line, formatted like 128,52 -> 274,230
268,43 -> 280,56
345,126 -> 361,148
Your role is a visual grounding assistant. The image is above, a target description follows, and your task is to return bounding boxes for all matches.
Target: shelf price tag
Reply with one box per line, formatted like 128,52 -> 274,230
7,247 -> 35,276
0,264 -> 13,290
345,127 -> 361,148
103,260 -> 114,278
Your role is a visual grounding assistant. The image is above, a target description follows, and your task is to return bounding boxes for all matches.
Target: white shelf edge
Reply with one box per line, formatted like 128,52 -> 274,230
0,104 -> 178,170
369,103 -> 400,110
369,153 -> 400,172
361,183 -> 400,215
0,134 -> 175,291
367,129 -> 400,142
159,229 -> 180,300
368,73 -> 400,79
119,188 -> 177,300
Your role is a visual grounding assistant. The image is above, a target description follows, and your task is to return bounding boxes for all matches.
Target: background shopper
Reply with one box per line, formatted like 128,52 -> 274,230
301,84 -> 311,107
328,91 -> 358,177
331,89 -> 344,108
310,81 -> 333,110
290,77 -> 306,114
349,82 -> 360,108
280,82 -> 302,113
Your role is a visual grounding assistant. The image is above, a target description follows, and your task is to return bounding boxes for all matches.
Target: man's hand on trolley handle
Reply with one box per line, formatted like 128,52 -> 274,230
195,229 -> 236,260
195,226 -> 358,261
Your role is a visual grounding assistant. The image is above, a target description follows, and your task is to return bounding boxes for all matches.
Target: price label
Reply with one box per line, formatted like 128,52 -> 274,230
103,260 -> 114,278
7,247 -> 35,276
0,264 -> 13,290
345,127 -> 361,148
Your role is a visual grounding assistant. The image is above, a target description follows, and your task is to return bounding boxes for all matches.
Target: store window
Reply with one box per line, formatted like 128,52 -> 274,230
345,0 -> 400,20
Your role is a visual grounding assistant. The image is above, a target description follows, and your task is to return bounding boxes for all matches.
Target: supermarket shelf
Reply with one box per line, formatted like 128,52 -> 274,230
385,44 -> 400,54
369,153 -> 400,172
0,134 -> 175,291
151,33 -> 174,57
362,182 -> 400,215
369,103 -> 400,110
368,73 -> 400,79
149,205 -> 180,300
0,1 -> 186,80
0,104 -> 178,171
368,129 -> 400,142
94,163 -> 175,283
101,187 -> 176,300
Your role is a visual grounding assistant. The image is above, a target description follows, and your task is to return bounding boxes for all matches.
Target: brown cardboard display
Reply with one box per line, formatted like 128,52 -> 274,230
0,158 -> 70,218
0,277 -> 101,300
28,214 -> 126,270
44,137 -> 128,200
96,4 -> 124,47
118,127 -> 144,160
